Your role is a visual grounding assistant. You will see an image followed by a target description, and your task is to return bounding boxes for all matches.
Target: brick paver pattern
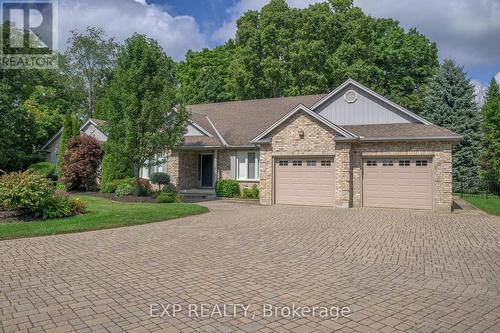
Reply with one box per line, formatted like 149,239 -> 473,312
1,202 -> 500,333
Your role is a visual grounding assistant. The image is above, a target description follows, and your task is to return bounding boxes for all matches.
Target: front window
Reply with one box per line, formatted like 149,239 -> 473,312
140,154 -> 166,179
237,151 -> 259,180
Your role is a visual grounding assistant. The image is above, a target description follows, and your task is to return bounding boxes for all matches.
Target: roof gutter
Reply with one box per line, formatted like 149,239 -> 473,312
356,136 -> 463,143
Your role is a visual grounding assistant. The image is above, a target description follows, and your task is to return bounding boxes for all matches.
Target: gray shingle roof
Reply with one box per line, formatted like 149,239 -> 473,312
343,123 -> 461,140
187,94 -> 326,146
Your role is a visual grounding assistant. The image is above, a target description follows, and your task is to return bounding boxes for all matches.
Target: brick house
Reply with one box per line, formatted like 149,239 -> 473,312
44,79 -> 462,212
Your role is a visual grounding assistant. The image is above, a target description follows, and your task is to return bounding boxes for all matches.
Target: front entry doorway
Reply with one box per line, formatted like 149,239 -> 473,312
200,154 -> 213,188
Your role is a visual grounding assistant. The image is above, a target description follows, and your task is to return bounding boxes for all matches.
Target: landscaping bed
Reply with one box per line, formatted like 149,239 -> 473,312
72,191 -> 156,203
0,195 -> 208,240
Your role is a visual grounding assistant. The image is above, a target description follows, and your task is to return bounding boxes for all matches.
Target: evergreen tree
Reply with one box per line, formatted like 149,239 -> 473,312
480,78 -> 500,182
71,118 -> 80,137
422,59 -> 482,187
56,113 -> 73,177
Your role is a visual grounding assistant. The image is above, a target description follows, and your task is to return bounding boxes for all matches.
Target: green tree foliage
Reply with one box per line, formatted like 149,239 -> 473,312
22,86 -> 64,147
101,34 -> 190,195
178,0 -> 438,113
56,113 -> 74,177
0,23 -> 79,171
0,83 -> 38,172
422,59 -> 482,186
100,151 -> 133,189
480,78 -> 500,182
64,27 -> 118,118
176,42 -> 236,104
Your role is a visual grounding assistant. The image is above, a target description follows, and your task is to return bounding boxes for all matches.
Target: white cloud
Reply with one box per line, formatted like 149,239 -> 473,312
58,0 -> 207,60
471,80 -> 486,105
496,72 -> 500,84
355,0 -> 500,67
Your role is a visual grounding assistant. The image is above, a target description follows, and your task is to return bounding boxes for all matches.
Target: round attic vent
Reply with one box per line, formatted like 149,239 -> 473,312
344,90 -> 358,103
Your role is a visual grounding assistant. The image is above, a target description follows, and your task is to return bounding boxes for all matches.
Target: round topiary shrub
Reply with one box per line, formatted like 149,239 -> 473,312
215,179 -> 240,198
156,192 -> 174,203
150,172 -> 170,188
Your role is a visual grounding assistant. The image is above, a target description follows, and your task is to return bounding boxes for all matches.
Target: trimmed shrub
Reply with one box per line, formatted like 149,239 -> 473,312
114,178 -> 151,197
156,192 -> 174,203
174,193 -> 183,203
0,171 -> 53,215
215,179 -> 240,198
242,184 -> 259,199
71,197 -> 86,215
60,135 -> 103,191
100,179 -> 120,193
115,179 -> 135,197
136,178 -> 152,196
42,190 -> 73,220
150,172 -> 170,188
100,151 -> 132,191
28,162 -> 55,178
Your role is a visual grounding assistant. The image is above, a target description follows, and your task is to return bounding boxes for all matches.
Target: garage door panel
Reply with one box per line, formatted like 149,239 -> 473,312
363,158 -> 432,210
275,158 -> 335,207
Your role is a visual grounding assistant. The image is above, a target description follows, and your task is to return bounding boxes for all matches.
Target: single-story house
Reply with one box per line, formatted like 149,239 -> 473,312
43,79 -> 462,212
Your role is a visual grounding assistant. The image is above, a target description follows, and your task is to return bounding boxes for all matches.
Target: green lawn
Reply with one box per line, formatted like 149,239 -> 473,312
460,195 -> 500,216
0,196 -> 208,240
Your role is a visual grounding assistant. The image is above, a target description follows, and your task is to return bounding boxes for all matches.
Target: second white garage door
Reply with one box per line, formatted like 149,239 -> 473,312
363,158 -> 433,210
275,158 -> 335,207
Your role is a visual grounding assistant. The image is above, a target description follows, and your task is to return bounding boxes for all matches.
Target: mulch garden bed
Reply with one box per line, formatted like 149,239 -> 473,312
72,192 -> 156,203
0,210 -> 39,224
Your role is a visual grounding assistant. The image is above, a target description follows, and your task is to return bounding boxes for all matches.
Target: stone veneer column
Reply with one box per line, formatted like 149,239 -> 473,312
259,144 -> 273,206
166,150 -> 180,191
434,143 -> 453,213
351,143 -> 362,208
335,142 -> 352,208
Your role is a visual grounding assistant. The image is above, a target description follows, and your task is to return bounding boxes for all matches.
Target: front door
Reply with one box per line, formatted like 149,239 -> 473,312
201,154 -> 213,187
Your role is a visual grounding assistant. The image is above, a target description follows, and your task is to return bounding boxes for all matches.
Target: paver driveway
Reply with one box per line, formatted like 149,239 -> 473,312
1,201 -> 500,333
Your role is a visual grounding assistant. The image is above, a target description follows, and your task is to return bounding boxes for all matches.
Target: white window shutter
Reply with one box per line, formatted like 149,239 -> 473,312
230,152 -> 237,179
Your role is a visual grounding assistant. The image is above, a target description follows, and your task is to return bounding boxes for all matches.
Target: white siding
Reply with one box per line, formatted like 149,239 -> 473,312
315,85 -> 417,125
82,124 -> 108,142
185,124 -> 206,136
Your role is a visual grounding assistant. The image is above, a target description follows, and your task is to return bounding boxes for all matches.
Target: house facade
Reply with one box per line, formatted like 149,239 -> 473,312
44,80 -> 462,212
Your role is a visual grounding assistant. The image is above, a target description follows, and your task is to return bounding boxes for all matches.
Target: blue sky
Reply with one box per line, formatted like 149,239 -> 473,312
53,0 -> 500,93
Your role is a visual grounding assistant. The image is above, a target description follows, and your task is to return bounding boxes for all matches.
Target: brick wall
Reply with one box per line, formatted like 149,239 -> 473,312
351,142 -> 453,213
258,111 -> 453,212
259,111 -> 338,206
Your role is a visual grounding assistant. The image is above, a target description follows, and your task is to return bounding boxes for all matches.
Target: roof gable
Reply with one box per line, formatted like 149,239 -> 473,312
251,104 -> 356,142
311,79 -> 431,125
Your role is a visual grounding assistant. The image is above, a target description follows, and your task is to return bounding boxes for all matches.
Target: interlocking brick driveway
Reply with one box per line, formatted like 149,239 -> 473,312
1,202 -> 500,333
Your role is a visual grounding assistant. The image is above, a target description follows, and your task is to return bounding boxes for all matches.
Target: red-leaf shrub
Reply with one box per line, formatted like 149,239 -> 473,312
60,135 -> 103,191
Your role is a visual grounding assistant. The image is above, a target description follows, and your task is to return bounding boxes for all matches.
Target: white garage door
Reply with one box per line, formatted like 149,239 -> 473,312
275,158 -> 335,207
363,158 -> 433,210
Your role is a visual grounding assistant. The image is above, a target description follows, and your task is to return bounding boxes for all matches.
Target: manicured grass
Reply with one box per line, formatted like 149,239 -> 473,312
0,195 -> 208,240
460,195 -> 500,216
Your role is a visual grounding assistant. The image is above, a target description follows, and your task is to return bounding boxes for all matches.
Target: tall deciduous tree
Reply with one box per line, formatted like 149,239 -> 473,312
480,78 -> 500,182
178,0 -> 438,113
176,42 -> 236,104
56,113 -> 74,177
64,27 -> 118,118
422,59 -> 482,186
101,34 -> 189,194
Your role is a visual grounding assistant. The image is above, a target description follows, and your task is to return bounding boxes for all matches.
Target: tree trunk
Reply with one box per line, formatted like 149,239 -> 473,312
133,164 -> 140,197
